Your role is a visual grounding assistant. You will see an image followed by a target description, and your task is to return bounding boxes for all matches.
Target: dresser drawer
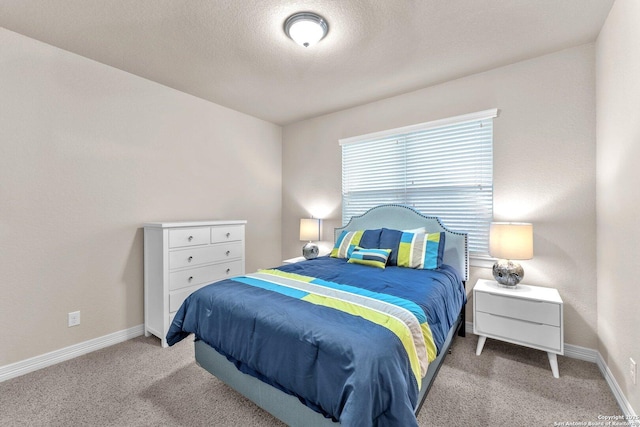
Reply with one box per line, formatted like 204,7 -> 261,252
211,225 -> 244,243
169,242 -> 243,270
169,283 -> 209,313
475,291 -> 561,327
169,259 -> 243,291
169,227 -> 210,248
475,311 -> 561,352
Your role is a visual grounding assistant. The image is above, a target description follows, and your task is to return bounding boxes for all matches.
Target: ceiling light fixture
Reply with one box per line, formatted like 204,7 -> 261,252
284,12 -> 329,47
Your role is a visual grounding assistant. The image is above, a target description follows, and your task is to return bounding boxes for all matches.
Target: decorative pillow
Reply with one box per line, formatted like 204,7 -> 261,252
347,247 -> 392,269
359,228 -> 382,248
331,230 -> 362,258
330,229 -> 382,258
403,227 -> 426,234
379,228 -> 403,265
397,231 -> 445,269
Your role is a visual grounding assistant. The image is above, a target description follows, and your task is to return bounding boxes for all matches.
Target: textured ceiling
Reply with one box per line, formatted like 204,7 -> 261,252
0,0 -> 614,125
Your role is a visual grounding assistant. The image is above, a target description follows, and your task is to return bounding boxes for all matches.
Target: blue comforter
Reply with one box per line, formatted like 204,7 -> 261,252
166,256 -> 465,426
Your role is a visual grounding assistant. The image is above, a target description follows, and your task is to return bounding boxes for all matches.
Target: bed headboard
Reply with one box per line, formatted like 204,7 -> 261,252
334,204 -> 469,281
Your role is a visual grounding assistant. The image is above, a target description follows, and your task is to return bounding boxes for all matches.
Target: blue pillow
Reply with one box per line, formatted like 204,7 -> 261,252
379,228 -> 403,265
359,228 -> 382,249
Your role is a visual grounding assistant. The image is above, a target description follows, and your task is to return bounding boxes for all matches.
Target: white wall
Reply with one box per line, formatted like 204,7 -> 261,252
282,44 -> 597,349
0,27 -> 282,365
596,0 -> 640,412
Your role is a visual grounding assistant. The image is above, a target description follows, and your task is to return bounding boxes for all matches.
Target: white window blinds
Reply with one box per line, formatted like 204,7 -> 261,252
339,109 -> 497,257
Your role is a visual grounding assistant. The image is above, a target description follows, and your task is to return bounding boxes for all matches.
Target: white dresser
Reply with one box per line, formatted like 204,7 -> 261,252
473,279 -> 564,378
143,220 -> 246,347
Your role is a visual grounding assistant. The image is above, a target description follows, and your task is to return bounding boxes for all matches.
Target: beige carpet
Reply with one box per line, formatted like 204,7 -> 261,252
0,334 -> 622,426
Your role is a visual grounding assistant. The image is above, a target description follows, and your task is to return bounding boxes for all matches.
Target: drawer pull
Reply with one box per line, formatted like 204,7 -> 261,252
226,268 -> 231,274
226,250 -> 231,256
188,276 -> 194,282
226,232 -> 231,238
188,256 -> 193,262
188,235 -> 193,242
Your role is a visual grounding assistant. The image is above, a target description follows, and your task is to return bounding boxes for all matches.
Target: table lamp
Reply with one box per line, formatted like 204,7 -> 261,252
489,222 -> 533,288
300,218 -> 321,259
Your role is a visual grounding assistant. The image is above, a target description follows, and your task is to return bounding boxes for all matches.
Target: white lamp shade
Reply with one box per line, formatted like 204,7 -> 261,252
300,218 -> 321,241
489,222 -> 533,260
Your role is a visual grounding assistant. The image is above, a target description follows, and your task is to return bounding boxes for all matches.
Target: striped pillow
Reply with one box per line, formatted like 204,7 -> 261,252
347,247 -> 392,269
330,229 -> 382,259
397,232 -> 445,269
330,230 -> 364,258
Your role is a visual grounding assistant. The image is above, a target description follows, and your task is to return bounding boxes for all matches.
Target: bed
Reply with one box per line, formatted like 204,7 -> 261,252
166,204 -> 468,426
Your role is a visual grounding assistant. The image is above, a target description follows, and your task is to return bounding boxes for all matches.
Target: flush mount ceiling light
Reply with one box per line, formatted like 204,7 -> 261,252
284,12 -> 329,47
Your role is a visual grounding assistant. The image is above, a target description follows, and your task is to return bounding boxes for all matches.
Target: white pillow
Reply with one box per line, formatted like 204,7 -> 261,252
403,227 -> 426,234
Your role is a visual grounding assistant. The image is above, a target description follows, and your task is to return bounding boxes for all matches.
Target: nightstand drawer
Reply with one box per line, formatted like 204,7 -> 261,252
475,291 -> 560,327
475,311 -> 561,352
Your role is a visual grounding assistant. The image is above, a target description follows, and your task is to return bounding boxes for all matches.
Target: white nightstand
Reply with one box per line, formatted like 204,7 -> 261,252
282,256 -> 306,264
473,279 -> 564,378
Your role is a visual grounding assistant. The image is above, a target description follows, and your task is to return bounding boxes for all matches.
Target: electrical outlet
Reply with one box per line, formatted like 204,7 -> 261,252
68,311 -> 80,327
631,358 -> 637,385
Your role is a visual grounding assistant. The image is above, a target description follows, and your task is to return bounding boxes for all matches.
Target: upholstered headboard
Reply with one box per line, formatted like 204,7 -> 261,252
334,204 -> 469,281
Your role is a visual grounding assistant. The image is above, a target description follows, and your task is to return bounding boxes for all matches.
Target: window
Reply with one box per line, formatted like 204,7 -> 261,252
339,109 -> 497,258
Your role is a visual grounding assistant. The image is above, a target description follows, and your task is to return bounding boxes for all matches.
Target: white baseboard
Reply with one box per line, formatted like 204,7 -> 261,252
465,322 -> 637,423
564,342 -> 599,363
0,324 -> 144,383
595,351 -> 640,426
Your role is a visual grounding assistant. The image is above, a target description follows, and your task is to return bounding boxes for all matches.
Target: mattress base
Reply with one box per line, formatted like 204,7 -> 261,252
195,338 -> 337,426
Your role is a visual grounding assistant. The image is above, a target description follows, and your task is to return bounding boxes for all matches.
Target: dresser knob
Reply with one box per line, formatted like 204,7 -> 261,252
226,268 -> 231,274
226,232 -> 231,238
188,256 -> 193,262
188,236 -> 193,242
188,276 -> 193,282
226,250 -> 230,256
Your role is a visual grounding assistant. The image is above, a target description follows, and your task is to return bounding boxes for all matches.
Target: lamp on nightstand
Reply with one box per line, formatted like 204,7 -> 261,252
489,222 -> 533,288
300,218 -> 321,259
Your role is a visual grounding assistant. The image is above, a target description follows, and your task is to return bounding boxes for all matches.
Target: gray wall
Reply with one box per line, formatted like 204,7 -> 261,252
282,43 -> 597,349
0,27 -> 282,365
596,0 -> 640,412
